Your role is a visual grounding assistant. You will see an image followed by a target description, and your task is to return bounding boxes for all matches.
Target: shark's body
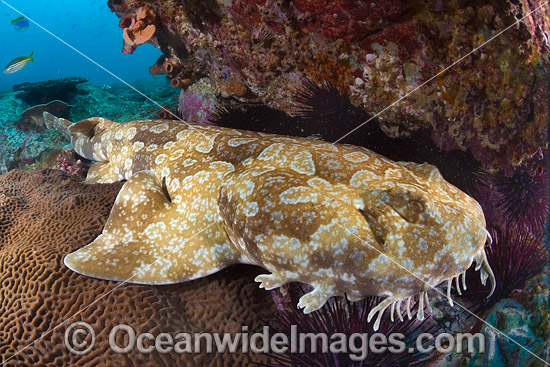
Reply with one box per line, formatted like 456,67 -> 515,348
44,112 -> 495,330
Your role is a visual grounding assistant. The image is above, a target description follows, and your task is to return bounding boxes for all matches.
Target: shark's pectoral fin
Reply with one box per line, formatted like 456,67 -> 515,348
65,170 -> 240,284
85,162 -> 123,184
64,234 -> 154,283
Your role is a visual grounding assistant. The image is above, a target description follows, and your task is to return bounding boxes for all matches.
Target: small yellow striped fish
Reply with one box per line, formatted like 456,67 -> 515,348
3,51 -> 34,74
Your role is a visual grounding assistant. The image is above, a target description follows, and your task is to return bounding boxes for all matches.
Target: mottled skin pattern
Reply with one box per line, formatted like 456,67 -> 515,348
44,112 -> 496,330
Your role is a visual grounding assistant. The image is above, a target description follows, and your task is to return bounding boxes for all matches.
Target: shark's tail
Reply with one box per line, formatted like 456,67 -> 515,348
44,112 -> 115,162
43,112 -> 72,140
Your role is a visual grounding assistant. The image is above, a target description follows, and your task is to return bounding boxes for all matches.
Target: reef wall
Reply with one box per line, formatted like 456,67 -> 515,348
108,0 -> 549,176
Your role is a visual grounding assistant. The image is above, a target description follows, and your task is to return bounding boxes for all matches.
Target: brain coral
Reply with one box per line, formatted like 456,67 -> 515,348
0,169 -> 275,366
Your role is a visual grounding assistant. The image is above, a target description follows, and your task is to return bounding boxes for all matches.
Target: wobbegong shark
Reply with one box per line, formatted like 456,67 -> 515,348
44,112 -> 495,330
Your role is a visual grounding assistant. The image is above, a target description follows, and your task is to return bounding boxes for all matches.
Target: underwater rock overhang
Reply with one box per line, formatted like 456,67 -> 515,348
108,0 -> 550,176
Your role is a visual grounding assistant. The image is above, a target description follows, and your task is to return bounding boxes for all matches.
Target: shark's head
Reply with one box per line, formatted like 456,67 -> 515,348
353,161 -> 493,297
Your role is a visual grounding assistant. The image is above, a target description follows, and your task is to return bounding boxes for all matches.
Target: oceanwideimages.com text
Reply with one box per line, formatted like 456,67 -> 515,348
65,322 -> 485,360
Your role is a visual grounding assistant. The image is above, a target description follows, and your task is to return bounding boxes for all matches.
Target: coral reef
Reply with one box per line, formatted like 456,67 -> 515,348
172,77 -> 223,124
481,299 -> 549,367
0,1 -> 545,365
426,274 -> 550,367
2,1 -> 547,359
0,91 -> 67,174
0,169 -> 276,366
0,78 -> 179,174
510,273 -> 550,343
108,0 -> 549,174
177,90 -> 215,124
67,80 -> 178,122
51,148 -> 88,181
13,76 -> 88,105
461,297 -> 549,367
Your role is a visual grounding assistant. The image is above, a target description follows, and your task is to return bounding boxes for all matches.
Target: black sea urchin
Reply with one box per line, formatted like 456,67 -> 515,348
459,223 -> 549,315
491,170 -> 549,237
211,99 -> 306,136
293,79 -> 367,141
261,288 -> 441,367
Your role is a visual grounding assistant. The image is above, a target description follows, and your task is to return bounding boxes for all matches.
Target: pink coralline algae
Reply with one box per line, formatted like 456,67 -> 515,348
51,149 -> 87,181
108,0 -> 549,175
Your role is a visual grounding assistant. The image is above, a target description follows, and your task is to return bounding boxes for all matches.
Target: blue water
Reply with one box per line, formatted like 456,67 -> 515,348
0,0 -> 161,91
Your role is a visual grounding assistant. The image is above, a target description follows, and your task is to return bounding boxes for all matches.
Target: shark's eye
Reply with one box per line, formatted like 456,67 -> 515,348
390,195 -> 425,223
408,199 -> 424,214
